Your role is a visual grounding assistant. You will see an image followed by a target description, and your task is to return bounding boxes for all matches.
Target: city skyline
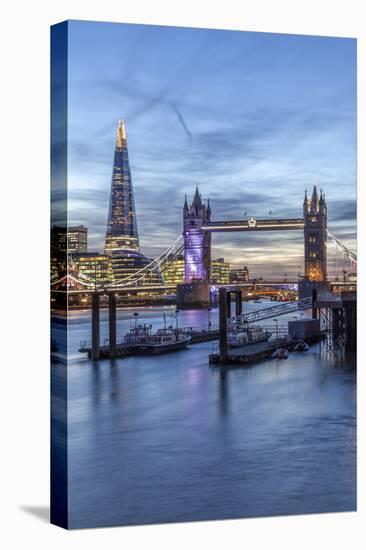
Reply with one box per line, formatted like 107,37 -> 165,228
66,21 -> 356,276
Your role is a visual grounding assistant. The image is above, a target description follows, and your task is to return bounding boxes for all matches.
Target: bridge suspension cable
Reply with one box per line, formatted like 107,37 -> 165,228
51,236 -> 184,291
327,230 -> 357,265
110,235 -> 183,288
50,272 -> 96,288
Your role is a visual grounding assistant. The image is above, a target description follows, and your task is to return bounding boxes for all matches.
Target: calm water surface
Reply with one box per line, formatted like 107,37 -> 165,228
53,301 -> 356,528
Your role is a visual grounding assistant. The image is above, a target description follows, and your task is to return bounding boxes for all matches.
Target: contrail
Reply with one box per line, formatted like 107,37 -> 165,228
171,103 -> 193,140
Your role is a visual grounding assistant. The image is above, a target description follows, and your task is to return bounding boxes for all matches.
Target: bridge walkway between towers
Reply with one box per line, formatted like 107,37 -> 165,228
240,297 -> 313,324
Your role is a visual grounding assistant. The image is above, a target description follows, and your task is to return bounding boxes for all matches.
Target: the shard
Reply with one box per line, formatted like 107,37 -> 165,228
104,119 -> 163,286
105,119 -> 140,254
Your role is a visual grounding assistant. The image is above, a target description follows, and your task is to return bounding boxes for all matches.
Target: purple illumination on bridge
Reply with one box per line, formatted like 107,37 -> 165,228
183,187 -> 211,283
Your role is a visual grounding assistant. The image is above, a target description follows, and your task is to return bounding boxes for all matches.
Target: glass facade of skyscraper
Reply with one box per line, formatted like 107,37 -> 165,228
105,120 -> 140,254
105,120 -> 163,286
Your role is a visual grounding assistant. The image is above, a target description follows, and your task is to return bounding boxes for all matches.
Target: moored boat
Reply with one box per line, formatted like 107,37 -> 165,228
227,324 -> 271,348
123,325 -> 191,354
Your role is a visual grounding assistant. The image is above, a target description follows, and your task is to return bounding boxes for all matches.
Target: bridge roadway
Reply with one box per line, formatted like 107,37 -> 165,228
54,281 -> 298,295
202,218 -> 305,232
54,280 -> 355,295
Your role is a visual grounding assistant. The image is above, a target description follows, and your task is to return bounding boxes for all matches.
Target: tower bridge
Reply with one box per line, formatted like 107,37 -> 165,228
51,120 -> 356,308
178,185 -> 329,308
51,118 -> 357,360
53,184 -> 356,302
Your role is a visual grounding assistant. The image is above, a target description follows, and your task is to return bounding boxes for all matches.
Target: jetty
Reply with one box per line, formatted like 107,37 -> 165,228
79,325 -> 220,359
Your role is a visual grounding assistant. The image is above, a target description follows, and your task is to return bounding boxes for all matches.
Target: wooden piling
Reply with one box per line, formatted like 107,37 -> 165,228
219,288 -> 228,364
226,290 -> 231,319
108,293 -> 117,359
235,290 -> 242,316
91,293 -> 100,360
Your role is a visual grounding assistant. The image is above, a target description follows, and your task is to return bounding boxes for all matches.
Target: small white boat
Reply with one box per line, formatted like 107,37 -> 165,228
271,348 -> 289,359
228,325 -> 271,347
124,325 -> 191,354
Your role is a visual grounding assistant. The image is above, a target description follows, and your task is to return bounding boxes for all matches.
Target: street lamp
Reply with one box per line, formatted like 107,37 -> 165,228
208,307 -> 212,331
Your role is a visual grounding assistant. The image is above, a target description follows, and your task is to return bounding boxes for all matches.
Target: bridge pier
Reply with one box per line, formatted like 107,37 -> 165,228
91,293 -> 100,360
108,293 -> 117,358
176,281 -> 210,309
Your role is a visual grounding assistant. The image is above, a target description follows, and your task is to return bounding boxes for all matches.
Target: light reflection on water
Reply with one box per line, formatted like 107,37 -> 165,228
52,301 -> 356,529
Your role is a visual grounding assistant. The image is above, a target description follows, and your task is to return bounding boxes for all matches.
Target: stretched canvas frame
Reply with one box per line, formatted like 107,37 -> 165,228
51,20 -> 357,530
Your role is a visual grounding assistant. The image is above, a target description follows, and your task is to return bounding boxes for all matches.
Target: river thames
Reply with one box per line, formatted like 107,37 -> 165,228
52,301 -> 356,529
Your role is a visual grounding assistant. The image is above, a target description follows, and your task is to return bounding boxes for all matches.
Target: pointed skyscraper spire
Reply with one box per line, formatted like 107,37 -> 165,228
105,119 -> 140,254
303,189 -> 308,204
116,118 -> 127,149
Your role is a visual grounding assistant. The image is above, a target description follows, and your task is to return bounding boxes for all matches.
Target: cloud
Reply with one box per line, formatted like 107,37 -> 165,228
327,199 -> 356,223
65,23 -> 356,276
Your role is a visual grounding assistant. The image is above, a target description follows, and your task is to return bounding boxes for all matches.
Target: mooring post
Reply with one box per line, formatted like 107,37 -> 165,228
219,288 -> 228,364
108,293 -> 117,359
226,290 -> 232,319
312,288 -> 318,320
91,292 -> 100,360
235,290 -> 242,317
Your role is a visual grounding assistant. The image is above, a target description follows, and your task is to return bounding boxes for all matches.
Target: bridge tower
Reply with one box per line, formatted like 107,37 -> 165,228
183,186 -> 211,283
303,185 -> 327,281
177,186 -> 211,308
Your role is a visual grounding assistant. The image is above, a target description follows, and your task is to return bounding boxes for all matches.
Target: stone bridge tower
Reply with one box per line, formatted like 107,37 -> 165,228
177,186 -> 211,308
183,186 -> 211,283
303,185 -> 327,281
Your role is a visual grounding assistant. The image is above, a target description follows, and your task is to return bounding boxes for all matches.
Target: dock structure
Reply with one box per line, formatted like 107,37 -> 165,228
218,288 -> 242,363
81,292 -> 221,359
84,287 -> 353,363
213,286 -> 325,367
314,290 -> 356,353
80,328 -> 219,359
209,338 -> 289,366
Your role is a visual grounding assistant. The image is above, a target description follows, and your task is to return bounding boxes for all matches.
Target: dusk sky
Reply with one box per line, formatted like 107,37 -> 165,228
67,20 -> 356,277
